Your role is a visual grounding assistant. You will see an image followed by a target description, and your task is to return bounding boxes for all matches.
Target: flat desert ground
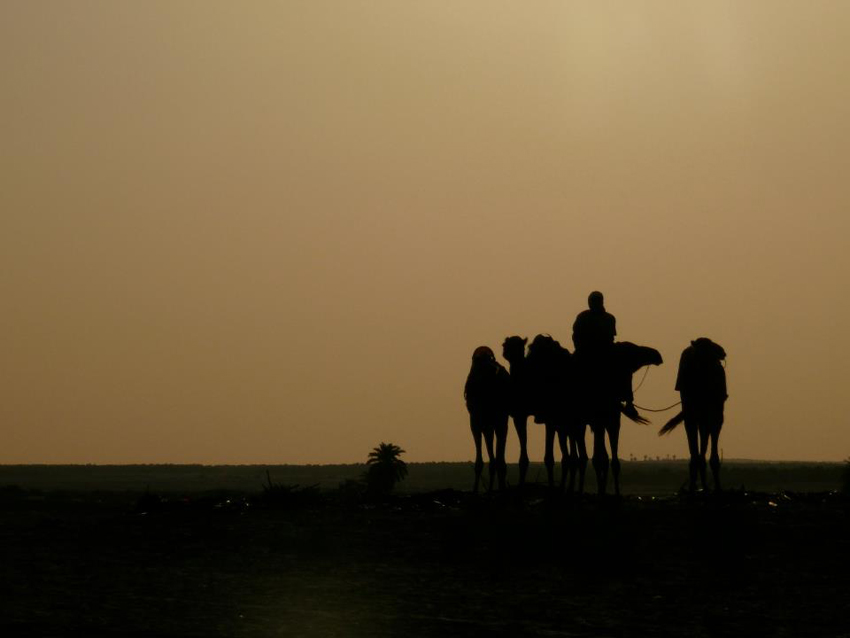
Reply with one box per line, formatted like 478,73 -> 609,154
0,462 -> 847,637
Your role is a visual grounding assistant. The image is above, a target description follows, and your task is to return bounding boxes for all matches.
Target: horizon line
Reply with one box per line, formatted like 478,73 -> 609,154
0,459 -> 844,467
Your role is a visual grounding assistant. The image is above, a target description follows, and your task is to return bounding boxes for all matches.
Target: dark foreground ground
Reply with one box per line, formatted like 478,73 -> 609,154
1,464 -> 848,637
0,460 -> 843,494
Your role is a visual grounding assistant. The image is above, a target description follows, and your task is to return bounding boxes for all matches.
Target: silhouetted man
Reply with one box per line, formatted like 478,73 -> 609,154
572,291 -> 633,405
572,291 -> 616,354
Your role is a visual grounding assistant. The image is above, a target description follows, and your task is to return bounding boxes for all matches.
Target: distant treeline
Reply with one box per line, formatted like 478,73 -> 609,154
0,462 -> 843,495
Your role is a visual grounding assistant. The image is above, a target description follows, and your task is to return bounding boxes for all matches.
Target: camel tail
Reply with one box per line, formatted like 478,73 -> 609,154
658,412 -> 685,436
622,403 -> 650,425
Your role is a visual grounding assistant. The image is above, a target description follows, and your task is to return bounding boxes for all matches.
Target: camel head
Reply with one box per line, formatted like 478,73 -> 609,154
502,336 -> 528,363
528,334 -> 556,358
646,348 -> 664,366
615,341 -> 663,371
527,334 -> 571,366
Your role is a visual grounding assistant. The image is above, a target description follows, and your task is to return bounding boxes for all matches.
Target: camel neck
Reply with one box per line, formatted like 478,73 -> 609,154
507,358 -> 526,372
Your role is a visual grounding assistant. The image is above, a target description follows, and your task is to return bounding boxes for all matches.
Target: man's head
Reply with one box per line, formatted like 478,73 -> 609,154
588,291 -> 605,311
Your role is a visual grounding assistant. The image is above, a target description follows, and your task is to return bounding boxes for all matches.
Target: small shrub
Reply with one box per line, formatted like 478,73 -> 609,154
0,485 -> 25,503
365,442 -> 408,496
135,488 -> 163,513
843,459 -> 849,494
261,471 -> 320,508
336,478 -> 367,504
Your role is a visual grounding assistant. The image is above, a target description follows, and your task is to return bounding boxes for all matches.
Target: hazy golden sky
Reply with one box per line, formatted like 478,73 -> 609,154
2,2 -> 848,463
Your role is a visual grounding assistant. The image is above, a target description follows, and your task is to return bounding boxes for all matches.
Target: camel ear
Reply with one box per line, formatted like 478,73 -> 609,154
522,337 -> 528,345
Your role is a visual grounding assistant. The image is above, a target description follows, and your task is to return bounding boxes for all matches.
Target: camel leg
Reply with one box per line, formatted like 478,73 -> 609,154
591,424 -> 609,496
544,422 -> 556,489
495,415 -> 509,491
697,422 -> 710,490
566,433 -> 578,493
471,417 -> 484,494
684,419 -> 699,493
514,414 -> 530,488
609,415 -> 622,498
576,424 -> 588,494
483,427 -> 497,492
557,424 -> 569,492
709,423 -> 722,492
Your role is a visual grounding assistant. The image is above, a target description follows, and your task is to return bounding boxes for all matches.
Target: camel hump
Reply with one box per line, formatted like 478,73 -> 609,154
472,346 -> 495,362
676,338 -> 727,400
690,337 -> 726,361
465,346 -> 510,414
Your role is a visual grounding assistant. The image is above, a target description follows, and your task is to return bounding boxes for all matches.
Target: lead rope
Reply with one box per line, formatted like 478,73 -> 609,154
633,401 -> 681,412
631,365 -> 681,412
632,365 -> 650,394
631,355 -> 727,413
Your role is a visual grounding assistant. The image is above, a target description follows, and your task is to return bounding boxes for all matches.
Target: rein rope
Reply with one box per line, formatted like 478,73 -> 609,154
632,366 -> 650,393
631,364 -> 682,413
633,401 -> 682,413
628,353 -> 726,414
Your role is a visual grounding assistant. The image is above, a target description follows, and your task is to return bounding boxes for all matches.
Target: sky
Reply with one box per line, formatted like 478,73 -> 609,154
1,2 -> 848,464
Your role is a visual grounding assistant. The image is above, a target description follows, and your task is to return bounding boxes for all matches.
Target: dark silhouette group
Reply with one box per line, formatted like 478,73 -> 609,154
464,291 -> 728,496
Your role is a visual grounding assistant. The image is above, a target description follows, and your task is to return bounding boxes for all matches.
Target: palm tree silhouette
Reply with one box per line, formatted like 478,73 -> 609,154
365,443 -> 408,495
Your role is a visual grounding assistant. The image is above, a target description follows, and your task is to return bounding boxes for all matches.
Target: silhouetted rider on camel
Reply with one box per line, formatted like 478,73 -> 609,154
572,291 -> 634,406
572,290 -> 616,354
573,291 -> 659,495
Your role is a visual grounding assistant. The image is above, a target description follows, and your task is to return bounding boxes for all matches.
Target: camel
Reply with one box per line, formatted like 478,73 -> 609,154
464,346 -> 510,492
659,338 -> 727,492
502,336 -> 532,486
525,334 -> 588,493
579,342 -> 663,496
